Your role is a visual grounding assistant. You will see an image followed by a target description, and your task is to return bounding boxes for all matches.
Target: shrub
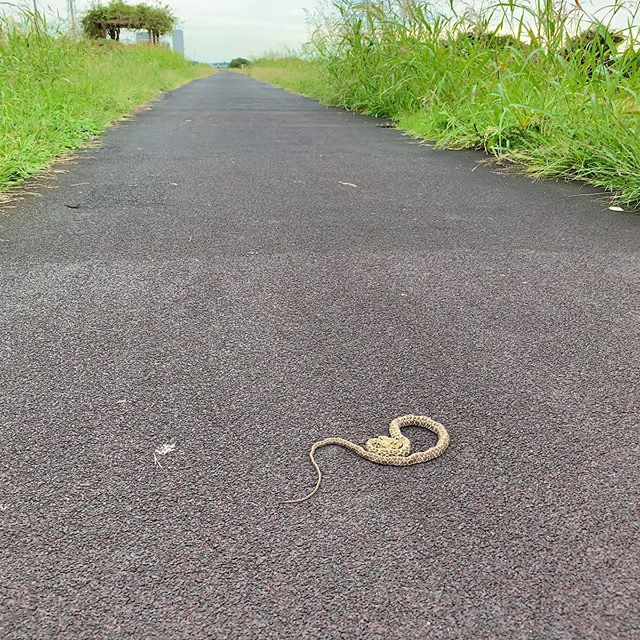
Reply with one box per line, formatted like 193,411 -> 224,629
228,57 -> 250,68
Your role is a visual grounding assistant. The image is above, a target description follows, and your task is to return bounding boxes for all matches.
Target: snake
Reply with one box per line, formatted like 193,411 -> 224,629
283,414 -> 450,504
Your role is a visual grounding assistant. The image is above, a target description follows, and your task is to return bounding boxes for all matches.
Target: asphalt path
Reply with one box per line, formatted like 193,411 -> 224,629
1,72 -> 639,639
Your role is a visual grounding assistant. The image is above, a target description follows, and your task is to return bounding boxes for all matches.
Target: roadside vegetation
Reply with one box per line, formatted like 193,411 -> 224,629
0,7 -> 211,190
228,57 -> 251,68
82,1 -> 176,44
244,0 -> 640,208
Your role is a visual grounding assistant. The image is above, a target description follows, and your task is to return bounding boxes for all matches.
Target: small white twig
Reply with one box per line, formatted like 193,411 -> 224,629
153,441 -> 176,468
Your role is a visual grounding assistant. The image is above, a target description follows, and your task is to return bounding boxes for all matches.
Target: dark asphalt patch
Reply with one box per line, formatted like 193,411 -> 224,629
0,72 -> 638,639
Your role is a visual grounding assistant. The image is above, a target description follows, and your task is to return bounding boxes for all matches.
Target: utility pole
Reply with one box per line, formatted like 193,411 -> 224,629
67,0 -> 77,34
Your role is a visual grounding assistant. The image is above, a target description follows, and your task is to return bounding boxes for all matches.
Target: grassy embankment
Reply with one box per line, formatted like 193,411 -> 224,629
0,12 -> 212,190
244,1 -> 640,208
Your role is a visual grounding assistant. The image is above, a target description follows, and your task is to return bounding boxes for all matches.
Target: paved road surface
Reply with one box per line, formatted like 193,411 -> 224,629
1,72 -> 639,639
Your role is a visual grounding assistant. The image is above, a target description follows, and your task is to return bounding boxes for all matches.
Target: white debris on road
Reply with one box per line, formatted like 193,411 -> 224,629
153,441 -> 176,468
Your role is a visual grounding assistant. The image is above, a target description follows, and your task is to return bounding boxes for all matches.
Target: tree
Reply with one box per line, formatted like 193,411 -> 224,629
228,57 -> 250,68
82,1 -> 135,41
82,1 -> 177,44
133,3 -> 177,44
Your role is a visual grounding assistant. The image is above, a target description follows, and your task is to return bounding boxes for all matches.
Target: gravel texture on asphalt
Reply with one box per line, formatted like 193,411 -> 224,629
1,72 -> 639,639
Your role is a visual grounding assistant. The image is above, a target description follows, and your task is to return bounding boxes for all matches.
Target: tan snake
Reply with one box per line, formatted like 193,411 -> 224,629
283,414 -> 450,504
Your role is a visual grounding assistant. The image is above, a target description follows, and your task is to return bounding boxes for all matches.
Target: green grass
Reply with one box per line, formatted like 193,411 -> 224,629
244,1 -> 640,209
0,13 -> 212,189
240,57 -> 329,99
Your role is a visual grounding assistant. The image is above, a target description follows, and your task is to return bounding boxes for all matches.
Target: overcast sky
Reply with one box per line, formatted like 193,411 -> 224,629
25,0 -> 635,63
34,0 -> 311,62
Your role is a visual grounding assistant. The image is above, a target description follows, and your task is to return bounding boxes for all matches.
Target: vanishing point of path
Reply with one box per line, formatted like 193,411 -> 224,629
1,72 -> 638,639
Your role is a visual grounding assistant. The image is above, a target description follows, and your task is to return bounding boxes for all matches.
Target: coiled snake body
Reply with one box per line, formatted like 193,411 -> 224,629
283,414 -> 450,504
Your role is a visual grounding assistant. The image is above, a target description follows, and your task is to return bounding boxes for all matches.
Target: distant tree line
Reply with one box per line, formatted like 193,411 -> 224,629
82,1 -> 177,44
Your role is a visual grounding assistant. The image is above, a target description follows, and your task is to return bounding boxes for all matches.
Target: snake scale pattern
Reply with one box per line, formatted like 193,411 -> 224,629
283,414 -> 450,504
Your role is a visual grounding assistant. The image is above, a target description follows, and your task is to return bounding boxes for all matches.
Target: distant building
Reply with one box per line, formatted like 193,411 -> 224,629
172,29 -> 184,56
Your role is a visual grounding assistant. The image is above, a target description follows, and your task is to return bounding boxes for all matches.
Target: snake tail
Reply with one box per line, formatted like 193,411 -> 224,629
282,441 -> 326,504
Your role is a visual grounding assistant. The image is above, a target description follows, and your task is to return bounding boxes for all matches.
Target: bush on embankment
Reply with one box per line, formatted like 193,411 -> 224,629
0,12 -> 211,189
244,1 -> 640,208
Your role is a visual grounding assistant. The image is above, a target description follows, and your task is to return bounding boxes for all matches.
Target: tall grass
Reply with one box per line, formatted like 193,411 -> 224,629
245,0 -> 640,207
0,10 -> 211,189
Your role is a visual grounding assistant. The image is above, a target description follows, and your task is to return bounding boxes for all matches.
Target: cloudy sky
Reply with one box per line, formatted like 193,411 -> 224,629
34,0 -> 312,62
26,0 -> 631,63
